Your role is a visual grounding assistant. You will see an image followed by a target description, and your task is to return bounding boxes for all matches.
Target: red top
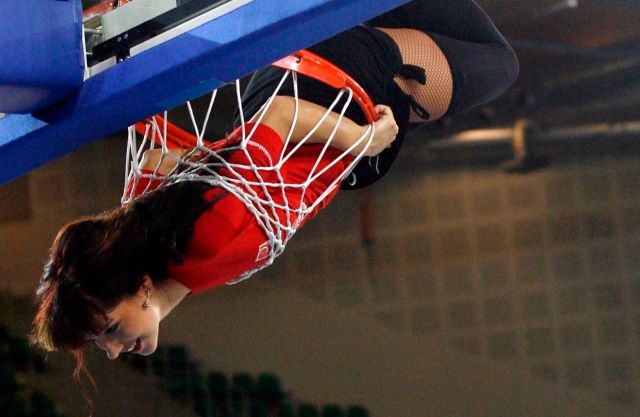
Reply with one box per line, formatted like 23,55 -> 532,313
126,123 -> 353,294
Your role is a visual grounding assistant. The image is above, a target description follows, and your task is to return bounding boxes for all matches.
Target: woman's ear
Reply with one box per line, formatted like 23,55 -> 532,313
140,275 -> 154,309
142,274 -> 154,291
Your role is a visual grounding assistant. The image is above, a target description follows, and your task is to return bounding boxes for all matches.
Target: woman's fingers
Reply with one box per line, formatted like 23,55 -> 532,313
361,103 -> 400,156
365,107 -> 397,155
375,104 -> 393,118
375,105 -> 398,129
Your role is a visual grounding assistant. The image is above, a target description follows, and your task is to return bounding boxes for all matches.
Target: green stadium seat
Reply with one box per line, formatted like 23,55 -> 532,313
249,401 -> 269,417
0,363 -> 18,393
167,345 -> 189,371
208,372 -> 229,401
231,373 -> 257,416
30,390 -> 57,417
346,405 -> 369,417
208,372 -> 229,417
30,351 -> 47,374
278,403 -> 295,417
129,353 -> 148,372
191,386 -> 209,417
165,371 -> 190,400
257,373 -> 283,405
9,337 -> 30,372
298,404 -> 319,417
322,404 -> 345,417
232,373 -> 257,395
0,393 -> 29,417
0,325 -> 10,345
0,338 -> 9,362
151,346 -> 168,377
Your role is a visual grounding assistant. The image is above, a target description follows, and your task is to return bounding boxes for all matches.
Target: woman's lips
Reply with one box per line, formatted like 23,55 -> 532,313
127,337 -> 142,353
132,337 -> 142,353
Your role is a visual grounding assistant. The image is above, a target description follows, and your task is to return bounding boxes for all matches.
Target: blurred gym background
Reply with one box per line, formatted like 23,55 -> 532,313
1,1 -> 640,416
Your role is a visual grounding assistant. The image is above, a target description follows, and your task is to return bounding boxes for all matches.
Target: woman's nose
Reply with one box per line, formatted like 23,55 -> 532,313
103,339 -> 123,360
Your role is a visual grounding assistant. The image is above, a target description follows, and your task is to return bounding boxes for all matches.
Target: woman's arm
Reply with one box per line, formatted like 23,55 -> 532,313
255,96 -> 399,157
140,95 -> 399,173
139,148 -> 189,175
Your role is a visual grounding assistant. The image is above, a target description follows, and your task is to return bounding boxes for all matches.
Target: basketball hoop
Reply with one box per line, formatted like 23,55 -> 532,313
124,50 -> 378,284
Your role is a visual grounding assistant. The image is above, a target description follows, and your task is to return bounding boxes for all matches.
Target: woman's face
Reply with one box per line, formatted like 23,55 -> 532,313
91,282 -> 160,359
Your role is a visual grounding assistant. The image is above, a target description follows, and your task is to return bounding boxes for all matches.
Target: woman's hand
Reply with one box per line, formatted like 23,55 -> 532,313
360,105 -> 399,157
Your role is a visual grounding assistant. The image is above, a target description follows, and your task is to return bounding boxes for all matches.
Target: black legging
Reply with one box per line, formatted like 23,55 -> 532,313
366,0 -> 519,118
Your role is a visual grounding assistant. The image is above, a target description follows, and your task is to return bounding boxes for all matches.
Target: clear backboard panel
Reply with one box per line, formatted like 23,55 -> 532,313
0,0 -> 409,185
83,0 -> 251,73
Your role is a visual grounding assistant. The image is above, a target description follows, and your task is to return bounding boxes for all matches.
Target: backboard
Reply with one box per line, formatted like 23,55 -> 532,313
0,0 -> 409,185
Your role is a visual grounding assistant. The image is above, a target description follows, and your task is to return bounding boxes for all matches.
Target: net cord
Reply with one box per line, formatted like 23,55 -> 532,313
124,64 -> 375,284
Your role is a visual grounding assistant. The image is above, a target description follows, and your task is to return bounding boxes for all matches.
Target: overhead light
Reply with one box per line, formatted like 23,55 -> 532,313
451,128 -> 513,143
546,0 -> 578,14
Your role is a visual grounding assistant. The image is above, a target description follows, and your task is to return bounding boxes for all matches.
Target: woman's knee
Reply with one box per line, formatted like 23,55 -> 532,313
436,34 -> 519,116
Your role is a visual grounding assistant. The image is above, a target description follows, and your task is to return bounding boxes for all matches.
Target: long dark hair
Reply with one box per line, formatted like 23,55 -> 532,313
30,180 -> 217,415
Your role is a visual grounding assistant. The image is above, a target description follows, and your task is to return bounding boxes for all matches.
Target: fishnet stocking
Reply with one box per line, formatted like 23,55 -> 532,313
378,28 -> 453,123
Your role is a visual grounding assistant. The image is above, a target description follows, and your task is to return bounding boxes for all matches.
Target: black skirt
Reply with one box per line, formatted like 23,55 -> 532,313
236,25 -> 412,190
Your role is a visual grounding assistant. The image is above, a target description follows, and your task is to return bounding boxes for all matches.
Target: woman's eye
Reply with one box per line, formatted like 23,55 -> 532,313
106,325 -> 118,335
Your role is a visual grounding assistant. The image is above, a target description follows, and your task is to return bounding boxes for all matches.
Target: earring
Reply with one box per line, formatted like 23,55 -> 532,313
143,288 -> 152,309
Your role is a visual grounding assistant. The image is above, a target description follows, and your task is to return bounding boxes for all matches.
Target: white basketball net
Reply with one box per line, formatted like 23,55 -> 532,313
123,59 -> 376,285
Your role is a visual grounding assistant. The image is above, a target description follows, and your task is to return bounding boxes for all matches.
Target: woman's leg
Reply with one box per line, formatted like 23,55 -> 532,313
367,0 -> 519,118
377,27 -> 453,123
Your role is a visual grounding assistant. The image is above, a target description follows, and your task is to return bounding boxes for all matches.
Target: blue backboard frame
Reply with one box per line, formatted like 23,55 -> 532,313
0,0 -> 409,185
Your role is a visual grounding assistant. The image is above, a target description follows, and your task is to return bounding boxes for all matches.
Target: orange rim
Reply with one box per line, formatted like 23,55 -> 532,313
272,50 -> 378,124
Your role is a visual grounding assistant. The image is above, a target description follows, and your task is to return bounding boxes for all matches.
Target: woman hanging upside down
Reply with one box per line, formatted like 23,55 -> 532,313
31,0 -> 518,392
